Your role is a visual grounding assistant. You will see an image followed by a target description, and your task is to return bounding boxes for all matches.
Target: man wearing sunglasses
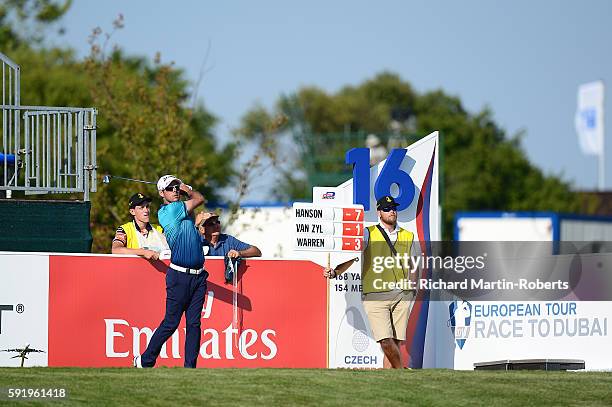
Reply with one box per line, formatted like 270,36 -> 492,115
112,192 -> 169,259
323,195 -> 417,369
136,174 -> 206,369
195,211 -> 262,259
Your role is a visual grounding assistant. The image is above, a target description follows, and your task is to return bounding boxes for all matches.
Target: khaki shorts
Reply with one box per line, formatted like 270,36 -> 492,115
362,290 -> 415,342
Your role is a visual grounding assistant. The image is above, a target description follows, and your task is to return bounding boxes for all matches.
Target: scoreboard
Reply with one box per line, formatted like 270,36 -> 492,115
293,203 -> 365,252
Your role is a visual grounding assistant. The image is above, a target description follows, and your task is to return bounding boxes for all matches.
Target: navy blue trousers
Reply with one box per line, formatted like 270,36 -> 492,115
141,267 -> 208,368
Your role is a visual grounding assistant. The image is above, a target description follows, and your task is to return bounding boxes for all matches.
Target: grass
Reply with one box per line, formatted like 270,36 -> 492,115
0,368 -> 611,406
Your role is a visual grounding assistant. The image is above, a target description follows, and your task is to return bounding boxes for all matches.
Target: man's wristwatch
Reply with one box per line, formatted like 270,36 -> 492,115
330,269 -> 337,278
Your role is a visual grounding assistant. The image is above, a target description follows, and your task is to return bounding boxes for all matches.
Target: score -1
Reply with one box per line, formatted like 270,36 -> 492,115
346,148 -> 415,211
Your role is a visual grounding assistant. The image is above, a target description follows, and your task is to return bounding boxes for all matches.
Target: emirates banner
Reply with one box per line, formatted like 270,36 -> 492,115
2,251 -> 612,369
1,253 -> 326,368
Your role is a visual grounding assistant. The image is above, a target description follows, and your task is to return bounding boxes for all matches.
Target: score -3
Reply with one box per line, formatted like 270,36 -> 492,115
294,236 -> 363,252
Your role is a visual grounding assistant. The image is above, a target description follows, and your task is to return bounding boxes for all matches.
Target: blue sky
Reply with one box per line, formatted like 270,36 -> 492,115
46,0 -> 612,195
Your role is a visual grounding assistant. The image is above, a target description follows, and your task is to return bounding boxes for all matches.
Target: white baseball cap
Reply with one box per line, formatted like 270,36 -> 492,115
157,174 -> 182,191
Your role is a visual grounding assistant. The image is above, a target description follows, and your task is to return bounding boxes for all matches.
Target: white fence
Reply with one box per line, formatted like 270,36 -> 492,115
0,52 -> 97,200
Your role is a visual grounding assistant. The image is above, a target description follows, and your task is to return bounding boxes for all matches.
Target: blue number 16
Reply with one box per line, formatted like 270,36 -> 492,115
345,148 -> 415,211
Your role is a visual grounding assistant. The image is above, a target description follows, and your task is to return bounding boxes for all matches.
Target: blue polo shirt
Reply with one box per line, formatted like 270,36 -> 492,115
202,234 -> 250,257
158,201 -> 204,269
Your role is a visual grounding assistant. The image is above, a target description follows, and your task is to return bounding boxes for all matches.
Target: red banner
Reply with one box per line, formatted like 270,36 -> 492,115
48,256 -> 326,368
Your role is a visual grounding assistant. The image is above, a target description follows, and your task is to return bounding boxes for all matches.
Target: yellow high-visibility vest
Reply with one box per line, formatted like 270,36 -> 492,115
362,225 -> 413,294
120,221 -> 167,251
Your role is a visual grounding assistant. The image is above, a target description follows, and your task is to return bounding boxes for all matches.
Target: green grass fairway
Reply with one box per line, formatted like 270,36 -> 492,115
0,368 -> 610,406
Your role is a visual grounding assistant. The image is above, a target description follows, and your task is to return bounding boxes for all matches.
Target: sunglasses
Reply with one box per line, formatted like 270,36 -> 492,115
165,184 -> 180,192
380,206 -> 397,212
204,219 -> 221,227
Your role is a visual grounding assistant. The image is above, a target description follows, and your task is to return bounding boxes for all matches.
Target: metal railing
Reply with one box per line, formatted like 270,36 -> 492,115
0,52 -> 97,200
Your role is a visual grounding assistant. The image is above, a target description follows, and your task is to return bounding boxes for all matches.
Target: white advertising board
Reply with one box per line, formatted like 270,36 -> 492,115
457,217 -> 553,241
451,300 -> 612,370
0,253 -> 49,367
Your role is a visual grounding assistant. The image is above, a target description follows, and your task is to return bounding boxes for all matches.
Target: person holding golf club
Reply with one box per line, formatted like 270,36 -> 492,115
322,195 -> 417,369
112,192 -> 169,259
195,211 -> 262,259
135,174 -> 207,369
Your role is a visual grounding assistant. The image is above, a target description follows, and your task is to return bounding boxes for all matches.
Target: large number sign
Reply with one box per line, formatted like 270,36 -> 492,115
310,132 -> 441,368
347,148 -> 416,211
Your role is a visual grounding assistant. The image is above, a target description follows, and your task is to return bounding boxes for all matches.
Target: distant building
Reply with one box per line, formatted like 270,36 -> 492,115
578,191 -> 612,216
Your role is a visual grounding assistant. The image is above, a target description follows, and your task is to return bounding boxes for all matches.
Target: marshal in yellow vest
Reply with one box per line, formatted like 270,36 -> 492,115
362,225 -> 414,294
120,221 -> 165,249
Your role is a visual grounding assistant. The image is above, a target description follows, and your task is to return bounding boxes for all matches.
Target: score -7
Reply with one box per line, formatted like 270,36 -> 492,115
342,208 -> 364,221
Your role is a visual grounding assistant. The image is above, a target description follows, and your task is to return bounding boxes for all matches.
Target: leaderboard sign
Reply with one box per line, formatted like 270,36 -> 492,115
293,202 -> 365,252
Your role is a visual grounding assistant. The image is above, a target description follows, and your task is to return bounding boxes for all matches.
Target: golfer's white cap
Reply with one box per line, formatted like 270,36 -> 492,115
157,174 -> 182,191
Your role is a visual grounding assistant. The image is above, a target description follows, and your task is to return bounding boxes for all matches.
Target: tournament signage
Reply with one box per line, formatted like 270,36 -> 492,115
325,131 -> 441,369
290,132 -> 440,369
450,300 -> 612,370
293,203 -> 364,252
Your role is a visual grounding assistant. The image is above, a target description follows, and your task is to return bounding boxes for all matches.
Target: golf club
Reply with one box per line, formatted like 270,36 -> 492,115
102,174 -> 156,185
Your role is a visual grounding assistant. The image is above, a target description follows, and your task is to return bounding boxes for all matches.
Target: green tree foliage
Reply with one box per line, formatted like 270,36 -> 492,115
0,0 -> 71,46
227,104 -> 289,222
83,20 -> 237,252
415,90 -> 582,228
274,72 -> 416,134
237,72 -> 584,237
1,10 -> 237,252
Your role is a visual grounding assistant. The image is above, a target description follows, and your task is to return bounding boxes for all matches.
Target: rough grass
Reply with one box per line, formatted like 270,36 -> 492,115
0,368 -> 611,406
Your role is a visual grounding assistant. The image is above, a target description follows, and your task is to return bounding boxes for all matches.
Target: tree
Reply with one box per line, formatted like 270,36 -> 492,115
2,11 -> 238,252
82,20 -> 237,252
236,72 -> 585,237
0,0 -> 71,46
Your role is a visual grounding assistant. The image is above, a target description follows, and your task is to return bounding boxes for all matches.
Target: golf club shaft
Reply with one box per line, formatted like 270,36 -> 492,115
104,175 -> 156,185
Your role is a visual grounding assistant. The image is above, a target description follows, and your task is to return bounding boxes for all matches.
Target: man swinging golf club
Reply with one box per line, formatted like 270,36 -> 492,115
135,174 -> 206,368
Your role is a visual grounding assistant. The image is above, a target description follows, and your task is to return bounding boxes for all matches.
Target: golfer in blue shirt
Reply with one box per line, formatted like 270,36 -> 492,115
136,174 -> 206,368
